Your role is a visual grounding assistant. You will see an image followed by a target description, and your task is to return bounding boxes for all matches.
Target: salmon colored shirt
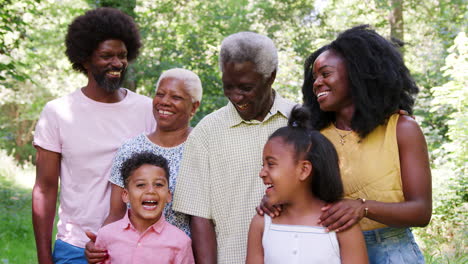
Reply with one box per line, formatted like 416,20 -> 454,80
96,210 -> 194,264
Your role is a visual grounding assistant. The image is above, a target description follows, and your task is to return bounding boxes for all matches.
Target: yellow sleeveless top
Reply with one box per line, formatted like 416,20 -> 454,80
321,114 -> 404,231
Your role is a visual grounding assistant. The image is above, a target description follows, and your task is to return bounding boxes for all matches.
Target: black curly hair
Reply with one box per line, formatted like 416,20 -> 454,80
268,106 -> 343,203
121,152 -> 170,188
302,25 -> 419,138
65,7 -> 141,74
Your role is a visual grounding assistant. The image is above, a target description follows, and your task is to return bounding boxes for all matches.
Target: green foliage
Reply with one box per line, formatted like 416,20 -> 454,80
0,1 -> 466,260
413,31 -> 468,263
0,150 -> 37,263
86,0 -> 137,17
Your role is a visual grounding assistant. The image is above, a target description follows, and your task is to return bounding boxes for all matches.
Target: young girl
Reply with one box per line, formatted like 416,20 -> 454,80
246,107 -> 368,264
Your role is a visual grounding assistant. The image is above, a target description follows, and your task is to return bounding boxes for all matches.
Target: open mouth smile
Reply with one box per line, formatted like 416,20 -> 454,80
142,200 -> 158,210
236,103 -> 249,110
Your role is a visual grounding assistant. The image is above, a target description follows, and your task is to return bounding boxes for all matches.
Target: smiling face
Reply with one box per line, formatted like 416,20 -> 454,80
222,61 -> 274,121
153,77 -> 199,132
86,39 -> 128,93
122,164 -> 171,232
259,137 -> 306,205
312,50 -> 353,113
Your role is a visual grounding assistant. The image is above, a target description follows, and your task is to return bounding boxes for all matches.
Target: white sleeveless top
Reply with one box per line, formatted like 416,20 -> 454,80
262,215 -> 341,264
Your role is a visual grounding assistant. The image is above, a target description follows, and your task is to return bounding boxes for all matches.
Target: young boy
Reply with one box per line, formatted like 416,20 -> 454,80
95,152 -> 194,264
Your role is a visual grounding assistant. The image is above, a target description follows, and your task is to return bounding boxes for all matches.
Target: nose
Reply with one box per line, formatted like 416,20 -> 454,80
111,56 -> 124,69
259,165 -> 266,179
146,184 -> 158,194
313,76 -> 322,95
226,89 -> 244,103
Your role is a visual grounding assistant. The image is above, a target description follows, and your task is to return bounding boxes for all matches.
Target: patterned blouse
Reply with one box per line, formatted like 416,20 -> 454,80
109,133 -> 190,237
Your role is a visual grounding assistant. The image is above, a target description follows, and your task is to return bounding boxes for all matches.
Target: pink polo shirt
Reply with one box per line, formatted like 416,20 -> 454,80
95,210 -> 194,264
33,88 -> 155,247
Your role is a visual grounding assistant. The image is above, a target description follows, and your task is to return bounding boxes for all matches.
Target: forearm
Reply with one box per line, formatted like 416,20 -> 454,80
32,185 -> 58,264
190,216 -> 217,264
364,199 -> 431,227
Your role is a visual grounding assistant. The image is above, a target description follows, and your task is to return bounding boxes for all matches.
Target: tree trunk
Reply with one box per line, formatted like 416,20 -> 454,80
389,0 -> 404,54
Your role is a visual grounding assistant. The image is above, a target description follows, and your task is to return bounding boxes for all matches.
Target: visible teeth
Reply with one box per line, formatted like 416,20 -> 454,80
158,110 -> 174,115
237,103 -> 248,110
108,71 -> 121,76
317,91 -> 329,98
266,184 -> 273,189
142,200 -> 158,205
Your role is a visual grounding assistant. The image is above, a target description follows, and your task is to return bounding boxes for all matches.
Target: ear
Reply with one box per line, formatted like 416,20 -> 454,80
297,160 -> 312,181
266,69 -> 277,87
122,188 -> 130,204
190,101 -> 200,118
166,189 -> 172,203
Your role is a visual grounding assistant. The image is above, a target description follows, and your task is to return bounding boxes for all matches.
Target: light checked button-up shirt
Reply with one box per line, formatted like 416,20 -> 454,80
95,210 -> 194,264
173,91 -> 296,264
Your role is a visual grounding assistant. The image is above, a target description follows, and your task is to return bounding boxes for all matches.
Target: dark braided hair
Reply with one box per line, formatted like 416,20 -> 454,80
268,106 -> 343,203
65,7 -> 142,74
302,25 -> 418,138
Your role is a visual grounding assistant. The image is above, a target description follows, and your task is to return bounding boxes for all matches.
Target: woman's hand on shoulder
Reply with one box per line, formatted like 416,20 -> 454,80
255,195 -> 282,218
318,199 -> 365,233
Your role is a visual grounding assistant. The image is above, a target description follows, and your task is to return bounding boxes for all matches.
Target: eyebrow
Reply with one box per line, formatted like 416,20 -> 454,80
312,65 -> 336,78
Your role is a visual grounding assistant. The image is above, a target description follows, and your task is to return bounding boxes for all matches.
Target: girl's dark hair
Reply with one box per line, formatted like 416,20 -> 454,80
65,7 -> 142,74
121,152 -> 170,188
269,106 -> 343,203
302,25 -> 419,138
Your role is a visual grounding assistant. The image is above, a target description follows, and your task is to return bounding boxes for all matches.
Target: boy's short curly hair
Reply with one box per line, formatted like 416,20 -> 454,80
121,152 -> 170,188
65,7 -> 142,74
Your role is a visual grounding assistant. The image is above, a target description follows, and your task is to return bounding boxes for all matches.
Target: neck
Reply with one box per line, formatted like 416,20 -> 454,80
334,104 -> 355,130
82,78 -> 126,103
148,126 -> 191,147
278,188 -> 325,225
129,211 -> 160,234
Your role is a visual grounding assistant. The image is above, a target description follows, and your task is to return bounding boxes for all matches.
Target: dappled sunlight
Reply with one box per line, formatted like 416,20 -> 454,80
0,150 -> 36,189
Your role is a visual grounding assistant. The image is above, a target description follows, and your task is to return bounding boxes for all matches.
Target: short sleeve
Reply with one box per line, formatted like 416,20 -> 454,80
172,124 -> 211,219
33,102 -> 62,153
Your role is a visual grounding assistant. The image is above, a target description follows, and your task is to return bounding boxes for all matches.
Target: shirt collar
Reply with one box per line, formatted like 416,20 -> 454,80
226,90 -> 290,127
121,209 -> 166,234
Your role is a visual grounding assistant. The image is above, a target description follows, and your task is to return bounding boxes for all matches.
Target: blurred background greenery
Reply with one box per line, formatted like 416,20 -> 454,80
0,0 -> 466,263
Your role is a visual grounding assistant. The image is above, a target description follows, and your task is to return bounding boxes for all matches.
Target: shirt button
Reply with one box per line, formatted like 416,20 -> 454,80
292,249 -> 297,255
294,234 -> 298,238
137,243 -> 141,246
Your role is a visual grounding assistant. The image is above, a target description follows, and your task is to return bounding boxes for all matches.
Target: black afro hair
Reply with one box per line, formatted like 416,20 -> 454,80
65,7 -> 142,74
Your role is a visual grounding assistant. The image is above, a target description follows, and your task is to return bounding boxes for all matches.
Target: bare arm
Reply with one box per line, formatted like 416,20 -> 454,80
319,115 -> 432,231
191,216 -> 217,264
337,224 -> 368,264
246,214 -> 264,264
32,146 -> 60,264
85,184 -> 126,263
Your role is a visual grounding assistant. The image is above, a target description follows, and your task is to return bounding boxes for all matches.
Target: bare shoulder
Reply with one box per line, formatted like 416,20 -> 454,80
396,114 -> 423,135
396,114 -> 427,144
336,224 -> 362,241
250,214 -> 265,230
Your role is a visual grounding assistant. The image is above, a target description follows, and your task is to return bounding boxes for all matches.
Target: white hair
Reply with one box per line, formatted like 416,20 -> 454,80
155,68 -> 203,102
219,31 -> 278,78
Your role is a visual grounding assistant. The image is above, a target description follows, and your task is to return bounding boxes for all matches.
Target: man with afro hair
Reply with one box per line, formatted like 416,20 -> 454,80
32,8 -> 155,263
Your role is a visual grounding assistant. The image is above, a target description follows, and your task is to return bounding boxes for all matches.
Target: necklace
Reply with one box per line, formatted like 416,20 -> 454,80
333,124 -> 353,145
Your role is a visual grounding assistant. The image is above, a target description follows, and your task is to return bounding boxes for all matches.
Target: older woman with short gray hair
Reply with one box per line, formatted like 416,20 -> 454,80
85,68 -> 202,262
